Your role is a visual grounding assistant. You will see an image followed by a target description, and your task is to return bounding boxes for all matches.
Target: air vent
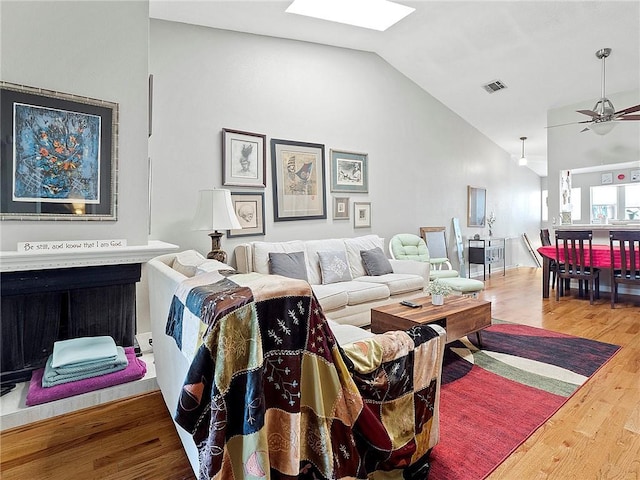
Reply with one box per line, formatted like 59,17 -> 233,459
482,80 -> 507,94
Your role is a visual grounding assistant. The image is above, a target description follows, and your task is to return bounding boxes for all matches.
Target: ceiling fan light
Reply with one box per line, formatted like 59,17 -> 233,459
589,121 -> 617,135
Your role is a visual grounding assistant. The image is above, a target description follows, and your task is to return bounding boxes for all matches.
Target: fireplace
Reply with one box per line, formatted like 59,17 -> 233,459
0,241 -> 177,386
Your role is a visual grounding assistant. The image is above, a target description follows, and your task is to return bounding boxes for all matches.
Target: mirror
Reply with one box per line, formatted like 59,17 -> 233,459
467,186 -> 486,227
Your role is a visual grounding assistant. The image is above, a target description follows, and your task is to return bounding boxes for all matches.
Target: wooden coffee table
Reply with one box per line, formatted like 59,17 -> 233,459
371,296 -> 492,346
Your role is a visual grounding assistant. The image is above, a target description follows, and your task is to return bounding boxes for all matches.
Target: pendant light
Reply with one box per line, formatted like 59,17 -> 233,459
518,137 -> 527,166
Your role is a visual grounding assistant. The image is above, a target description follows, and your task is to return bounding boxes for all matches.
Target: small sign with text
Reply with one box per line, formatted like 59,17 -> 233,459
18,239 -> 127,253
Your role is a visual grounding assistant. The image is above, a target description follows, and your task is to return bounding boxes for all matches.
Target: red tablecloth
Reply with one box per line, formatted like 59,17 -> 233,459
537,245 -> 638,269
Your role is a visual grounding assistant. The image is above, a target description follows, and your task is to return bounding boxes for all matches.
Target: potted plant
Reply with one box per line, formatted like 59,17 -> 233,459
427,278 -> 452,305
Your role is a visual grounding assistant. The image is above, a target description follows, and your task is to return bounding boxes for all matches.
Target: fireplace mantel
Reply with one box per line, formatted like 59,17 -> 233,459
0,240 -> 178,272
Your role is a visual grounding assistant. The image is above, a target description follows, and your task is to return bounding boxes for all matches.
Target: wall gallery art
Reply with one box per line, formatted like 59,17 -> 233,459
354,202 -> 371,228
222,128 -> 266,188
271,138 -> 326,221
330,149 -> 368,193
227,192 -> 265,237
0,82 -> 118,220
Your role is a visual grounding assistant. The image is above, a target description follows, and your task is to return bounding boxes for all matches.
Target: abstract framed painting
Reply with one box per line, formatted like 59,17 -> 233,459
271,138 -> 326,221
222,128 -> 266,188
0,82 -> 118,220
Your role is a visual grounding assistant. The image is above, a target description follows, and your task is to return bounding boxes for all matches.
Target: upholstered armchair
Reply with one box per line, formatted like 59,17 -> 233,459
389,233 -> 458,280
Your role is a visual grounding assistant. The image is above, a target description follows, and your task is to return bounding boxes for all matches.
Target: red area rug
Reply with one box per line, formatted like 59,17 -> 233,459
429,323 -> 620,480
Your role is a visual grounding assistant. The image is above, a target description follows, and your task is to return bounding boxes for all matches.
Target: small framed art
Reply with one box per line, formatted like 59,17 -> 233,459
271,138 -> 326,221
630,169 -> 640,182
227,192 -> 265,237
330,149 -> 368,193
601,172 -> 613,185
222,128 -> 266,188
333,197 -> 350,220
354,202 -> 371,228
0,82 -> 118,220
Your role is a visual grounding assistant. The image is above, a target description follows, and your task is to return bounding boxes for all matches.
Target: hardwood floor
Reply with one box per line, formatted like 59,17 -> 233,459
1,267 -> 638,479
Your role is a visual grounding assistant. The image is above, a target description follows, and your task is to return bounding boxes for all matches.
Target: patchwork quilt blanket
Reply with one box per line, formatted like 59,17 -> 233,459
167,272 -> 441,480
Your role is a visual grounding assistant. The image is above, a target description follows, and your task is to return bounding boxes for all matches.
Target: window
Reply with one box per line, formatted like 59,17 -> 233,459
625,184 -> 640,220
571,187 -> 581,221
591,185 -> 617,223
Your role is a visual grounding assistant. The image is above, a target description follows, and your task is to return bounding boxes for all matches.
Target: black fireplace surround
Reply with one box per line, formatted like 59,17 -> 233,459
1,263 -> 141,386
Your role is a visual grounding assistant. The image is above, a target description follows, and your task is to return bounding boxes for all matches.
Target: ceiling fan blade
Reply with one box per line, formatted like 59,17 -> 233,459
614,104 -> 640,115
546,119 -> 592,129
617,115 -> 640,121
577,109 -> 600,118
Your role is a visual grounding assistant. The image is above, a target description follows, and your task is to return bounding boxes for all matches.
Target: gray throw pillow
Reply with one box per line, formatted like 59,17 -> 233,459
318,250 -> 353,284
268,251 -> 308,281
360,247 -> 393,276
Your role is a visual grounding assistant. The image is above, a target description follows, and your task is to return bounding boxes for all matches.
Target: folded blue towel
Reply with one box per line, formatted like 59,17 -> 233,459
51,336 -> 118,369
42,346 -> 128,388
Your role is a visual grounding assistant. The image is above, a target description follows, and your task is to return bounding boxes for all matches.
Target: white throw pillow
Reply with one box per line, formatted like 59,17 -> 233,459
171,250 -> 206,277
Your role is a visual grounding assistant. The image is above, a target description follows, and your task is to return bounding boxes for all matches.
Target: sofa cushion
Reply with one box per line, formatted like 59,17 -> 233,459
355,273 -> 425,295
268,251 -> 308,281
311,285 -> 349,311
171,250 -> 206,277
341,280 -> 390,305
360,247 -> 393,276
318,250 -> 353,284
328,320 -> 374,345
252,240 -> 307,275
344,235 -> 385,279
304,239 -> 348,285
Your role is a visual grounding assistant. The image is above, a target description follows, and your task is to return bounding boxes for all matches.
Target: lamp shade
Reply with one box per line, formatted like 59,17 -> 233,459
192,189 -> 241,231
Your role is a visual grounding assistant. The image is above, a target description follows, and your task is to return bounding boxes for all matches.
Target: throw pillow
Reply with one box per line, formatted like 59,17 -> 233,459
172,250 -> 206,277
318,250 -> 353,285
269,251 -> 308,281
360,247 -> 393,276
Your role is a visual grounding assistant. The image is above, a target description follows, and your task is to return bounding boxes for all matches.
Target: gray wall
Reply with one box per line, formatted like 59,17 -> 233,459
149,20 -> 542,273
0,0 -> 150,249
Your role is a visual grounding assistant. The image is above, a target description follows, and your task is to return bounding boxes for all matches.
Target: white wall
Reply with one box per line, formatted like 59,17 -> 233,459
0,0 -> 150,249
546,89 -> 640,227
149,21 -> 542,274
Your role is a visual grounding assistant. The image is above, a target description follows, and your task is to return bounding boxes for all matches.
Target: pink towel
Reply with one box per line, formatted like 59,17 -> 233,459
26,347 -> 147,406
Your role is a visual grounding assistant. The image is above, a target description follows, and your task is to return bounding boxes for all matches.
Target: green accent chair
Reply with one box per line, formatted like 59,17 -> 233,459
389,233 -> 484,296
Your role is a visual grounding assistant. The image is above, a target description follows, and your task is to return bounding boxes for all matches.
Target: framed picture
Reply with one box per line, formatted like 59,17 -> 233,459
330,149 -> 368,193
333,197 -> 350,220
354,202 -> 371,228
467,185 -> 486,227
222,128 -> 266,188
271,138 -> 326,221
0,82 -> 118,220
227,192 -> 265,237
631,169 -> 640,182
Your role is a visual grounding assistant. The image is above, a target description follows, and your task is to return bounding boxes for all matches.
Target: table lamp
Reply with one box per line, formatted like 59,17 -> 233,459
192,189 -> 241,262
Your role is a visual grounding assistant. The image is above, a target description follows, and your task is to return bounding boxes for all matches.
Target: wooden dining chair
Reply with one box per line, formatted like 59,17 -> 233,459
555,230 -> 600,305
539,229 -> 557,289
609,230 -> 640,308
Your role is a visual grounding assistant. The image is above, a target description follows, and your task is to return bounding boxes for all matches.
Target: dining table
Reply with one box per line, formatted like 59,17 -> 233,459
537,244 -> 640,298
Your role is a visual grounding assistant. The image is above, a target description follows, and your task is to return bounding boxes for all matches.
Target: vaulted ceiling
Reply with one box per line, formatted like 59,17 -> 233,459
149,1 -> 640,177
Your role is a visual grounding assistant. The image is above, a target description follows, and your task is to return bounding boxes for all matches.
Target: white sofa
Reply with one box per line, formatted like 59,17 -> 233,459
234,234 -> 430,327
147,250 -> 384,474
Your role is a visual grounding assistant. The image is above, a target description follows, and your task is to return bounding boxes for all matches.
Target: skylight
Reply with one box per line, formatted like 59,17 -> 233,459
285,0 -> 415,32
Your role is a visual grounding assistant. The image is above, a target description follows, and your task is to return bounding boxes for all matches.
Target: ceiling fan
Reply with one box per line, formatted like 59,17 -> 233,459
549,48 -> 640,135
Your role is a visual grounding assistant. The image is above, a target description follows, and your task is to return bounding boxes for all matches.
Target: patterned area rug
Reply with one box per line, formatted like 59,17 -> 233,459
429,322 -> 620,480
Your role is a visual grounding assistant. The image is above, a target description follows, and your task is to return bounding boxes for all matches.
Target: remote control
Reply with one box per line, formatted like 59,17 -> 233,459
400,300 -> 421,308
